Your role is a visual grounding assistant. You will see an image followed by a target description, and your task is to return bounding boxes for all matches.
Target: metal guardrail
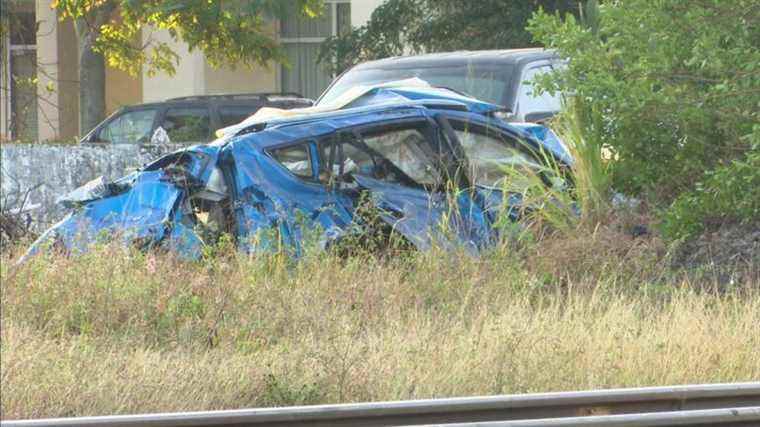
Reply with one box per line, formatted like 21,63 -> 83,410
421,407 -> 760,426
2,382 -> 759,427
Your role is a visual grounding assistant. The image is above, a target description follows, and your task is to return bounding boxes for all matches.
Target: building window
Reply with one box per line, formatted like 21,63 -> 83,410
3,4 -> 38,141
280,1 -> 350,100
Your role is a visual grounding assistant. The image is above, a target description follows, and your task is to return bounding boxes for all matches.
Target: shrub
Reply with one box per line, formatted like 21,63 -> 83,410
528,0 -> 759,238
661,133 -> 760,239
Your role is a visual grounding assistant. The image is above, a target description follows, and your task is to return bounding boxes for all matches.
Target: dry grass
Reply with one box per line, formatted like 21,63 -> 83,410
2,234 -> 759,419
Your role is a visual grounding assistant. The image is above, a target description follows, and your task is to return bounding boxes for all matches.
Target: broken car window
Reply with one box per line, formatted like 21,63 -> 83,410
270,144 -> 314,179
362,127 -> 441,187
451,121 -> 544,191
318,126 -> 442,189
318,134 -> 390,184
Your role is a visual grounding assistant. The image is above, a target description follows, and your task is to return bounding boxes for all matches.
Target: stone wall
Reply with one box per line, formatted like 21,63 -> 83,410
1,143 -> 180,231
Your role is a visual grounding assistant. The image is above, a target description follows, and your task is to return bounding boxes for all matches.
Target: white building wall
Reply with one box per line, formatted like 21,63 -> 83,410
141,28 -> 279,101
35,2 -> 59,141
350,0 -> 386,27
141,28 -> 206,102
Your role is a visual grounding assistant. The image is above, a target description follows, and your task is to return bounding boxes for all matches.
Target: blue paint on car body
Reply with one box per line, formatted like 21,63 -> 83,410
22,88 -> 572,262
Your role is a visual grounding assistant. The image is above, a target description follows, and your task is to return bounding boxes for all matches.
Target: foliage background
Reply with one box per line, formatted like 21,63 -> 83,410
528,0 -> 760,238
319,0 -> 759,239
318,0 -> 578,75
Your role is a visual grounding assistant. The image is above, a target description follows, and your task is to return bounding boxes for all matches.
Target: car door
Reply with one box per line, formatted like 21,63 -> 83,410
225,137 -> 354,254
318,118 -> 492,251
437,112 -> 557,225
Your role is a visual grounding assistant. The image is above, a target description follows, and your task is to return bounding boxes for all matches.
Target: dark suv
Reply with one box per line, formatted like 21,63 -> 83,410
317,49 -> 563,123
81,93 -> 313,145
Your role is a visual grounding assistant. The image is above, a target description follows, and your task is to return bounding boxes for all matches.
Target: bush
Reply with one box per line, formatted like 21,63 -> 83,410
528,0 -> 759,238
661,135 -> 760,239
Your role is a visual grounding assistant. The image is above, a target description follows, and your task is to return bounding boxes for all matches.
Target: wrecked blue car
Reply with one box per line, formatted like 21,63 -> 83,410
24,86 -> 571,260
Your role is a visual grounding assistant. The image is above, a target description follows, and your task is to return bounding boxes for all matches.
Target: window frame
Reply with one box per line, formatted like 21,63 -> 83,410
441,116 -> 548,190
515,61 -> 562,121
157,105 -> 213,143
266,140 -> 320,183
94,107 -> 161,144
316,118 -> 448,190
278,0 -> 351,99
3,3 -> 38,141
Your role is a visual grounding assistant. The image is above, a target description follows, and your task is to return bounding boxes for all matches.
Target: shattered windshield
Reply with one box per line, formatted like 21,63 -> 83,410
319,65 -> 513,106
319,126 -> 442,189
452,122 -> 545,191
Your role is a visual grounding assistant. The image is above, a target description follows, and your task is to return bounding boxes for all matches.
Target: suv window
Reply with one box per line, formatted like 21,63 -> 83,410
269,144 -> 313,179
98,109 -> 157,143
218,105 -> 261,128
159,107 -> 211,142
318,65 -> 514,106
517,65 -> 561,117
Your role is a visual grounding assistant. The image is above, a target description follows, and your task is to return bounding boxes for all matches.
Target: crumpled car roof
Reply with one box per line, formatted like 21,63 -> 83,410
21,85 -> 572,262
215,78 -> 504,138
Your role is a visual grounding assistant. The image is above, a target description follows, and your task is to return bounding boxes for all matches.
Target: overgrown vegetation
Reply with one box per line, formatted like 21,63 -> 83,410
2,1 -> 758,419
2,237 -> 758,418
320,0 -> 759,242
47,0 -> 323,132
528,0 -> 760,239
317,0 -> 578,75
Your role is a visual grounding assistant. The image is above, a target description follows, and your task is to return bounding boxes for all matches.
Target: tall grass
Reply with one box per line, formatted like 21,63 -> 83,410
502,97 -> 613,237
554,98 -> 612,221
1,100 -> 756,419
2,240 -> 758,419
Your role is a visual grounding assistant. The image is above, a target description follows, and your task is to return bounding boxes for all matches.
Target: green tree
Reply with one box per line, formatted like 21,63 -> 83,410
51,0 -> 323,135
317,0 -> 579,75
528,0 -> 760,237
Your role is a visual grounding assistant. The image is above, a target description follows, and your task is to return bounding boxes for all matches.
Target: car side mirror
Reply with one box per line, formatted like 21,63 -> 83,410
524,111 -> 557,124
83,133 -> 106,143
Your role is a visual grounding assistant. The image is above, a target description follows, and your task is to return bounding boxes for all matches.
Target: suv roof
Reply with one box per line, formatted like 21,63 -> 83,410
352,48 -> 555,70
119,92 -> 313,110
166,92 -> 311,103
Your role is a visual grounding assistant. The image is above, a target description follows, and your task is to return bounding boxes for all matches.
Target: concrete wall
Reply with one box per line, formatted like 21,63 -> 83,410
0,143 -> 179,230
